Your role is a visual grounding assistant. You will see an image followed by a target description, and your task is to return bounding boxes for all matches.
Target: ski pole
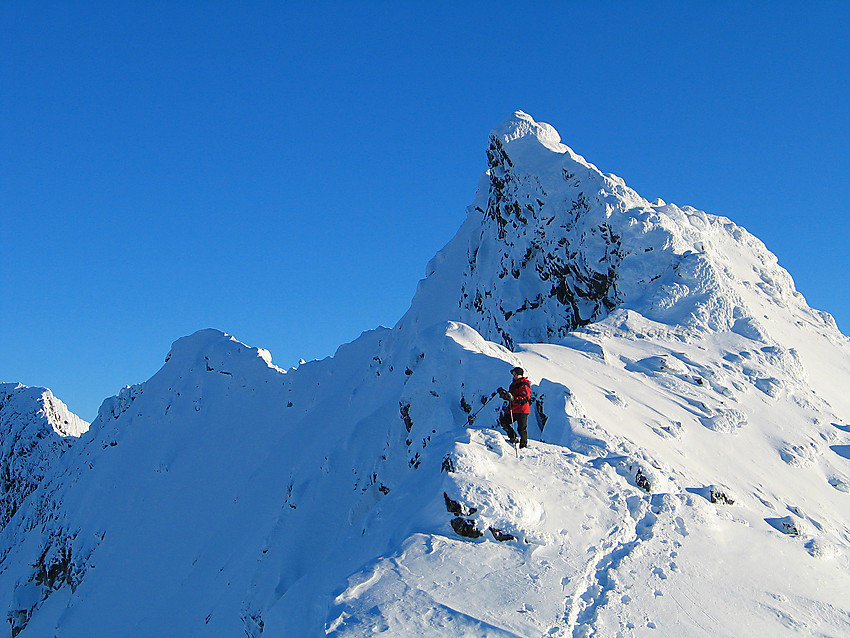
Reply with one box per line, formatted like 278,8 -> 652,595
467,391 -> 498,425
512,413 -> 519,457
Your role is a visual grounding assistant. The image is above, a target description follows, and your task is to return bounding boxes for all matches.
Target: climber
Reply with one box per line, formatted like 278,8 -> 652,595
498,366 -> 532,448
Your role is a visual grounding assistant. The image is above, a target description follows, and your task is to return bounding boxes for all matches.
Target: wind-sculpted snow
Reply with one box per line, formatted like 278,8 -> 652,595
2,113 -> 850,636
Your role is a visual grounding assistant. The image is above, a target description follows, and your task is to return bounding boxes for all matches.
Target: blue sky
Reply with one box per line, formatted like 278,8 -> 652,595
3,2 -> 849,420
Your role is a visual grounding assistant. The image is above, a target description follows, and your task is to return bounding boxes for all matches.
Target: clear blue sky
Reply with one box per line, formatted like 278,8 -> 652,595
3,2 -> 849,420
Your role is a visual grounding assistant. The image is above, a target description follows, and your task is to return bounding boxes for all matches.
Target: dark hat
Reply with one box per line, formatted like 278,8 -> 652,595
511,367 -> 524,375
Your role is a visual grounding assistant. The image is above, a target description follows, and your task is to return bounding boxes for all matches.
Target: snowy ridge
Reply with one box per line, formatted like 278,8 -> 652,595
1,113 -> 849,636
0,383 -> 88,530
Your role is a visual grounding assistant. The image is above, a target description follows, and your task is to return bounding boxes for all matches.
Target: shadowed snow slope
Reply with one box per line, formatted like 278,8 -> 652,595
0,384 -> 88,530
2,113 -> 849,637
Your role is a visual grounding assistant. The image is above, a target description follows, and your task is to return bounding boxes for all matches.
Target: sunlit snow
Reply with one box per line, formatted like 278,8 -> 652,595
1,113 -> 848,637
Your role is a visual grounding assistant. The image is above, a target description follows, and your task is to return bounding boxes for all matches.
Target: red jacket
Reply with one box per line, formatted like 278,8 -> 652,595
505,377 -> 532,415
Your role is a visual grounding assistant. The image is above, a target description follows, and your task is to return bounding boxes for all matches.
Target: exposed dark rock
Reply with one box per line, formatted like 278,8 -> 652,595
489,527 -> 516,542
444,492 -> 463,516
399,402 -> 414,432
458,147 -> 633,349
767,515 -> 801,536
242,612 -> 264,638
534,396 -> 548,432
441,455 -> 456,473
635,468 -> 652,493
709,486 -> 735,505
450,517 -> 483,539
460,396 -> 472,414
11,528 -> 92,636
443,492 -> 476,517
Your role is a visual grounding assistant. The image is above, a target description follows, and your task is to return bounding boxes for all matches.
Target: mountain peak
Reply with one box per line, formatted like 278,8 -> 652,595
164,328 -> 279,373
488,110 -> 597,171
491,110 -> 564,151
400,112 -> 836,353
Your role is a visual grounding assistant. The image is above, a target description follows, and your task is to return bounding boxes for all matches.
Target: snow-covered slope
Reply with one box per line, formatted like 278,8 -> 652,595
0,383 -> 88,530
2,112 -> 849,637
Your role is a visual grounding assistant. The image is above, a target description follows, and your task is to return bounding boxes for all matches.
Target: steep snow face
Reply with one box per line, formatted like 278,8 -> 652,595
400,111 -> 836,352
0,383 -> 88,530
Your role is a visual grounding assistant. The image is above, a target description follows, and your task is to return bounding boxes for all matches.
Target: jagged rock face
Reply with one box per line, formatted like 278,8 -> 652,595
403,111 -> 825,351
0,384 -> 88,530
0,384 -> 90,636
460,131 -> 627,348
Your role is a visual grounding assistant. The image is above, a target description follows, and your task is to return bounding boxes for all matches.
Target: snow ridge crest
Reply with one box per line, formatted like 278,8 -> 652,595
492,110 -> 565,151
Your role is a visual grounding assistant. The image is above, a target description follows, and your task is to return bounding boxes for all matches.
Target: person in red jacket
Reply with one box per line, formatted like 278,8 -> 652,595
498,366 -> 532,448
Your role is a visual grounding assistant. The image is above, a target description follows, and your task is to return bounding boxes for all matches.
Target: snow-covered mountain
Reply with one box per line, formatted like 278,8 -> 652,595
0,384 -> 88,530
2,112 -> 849,637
